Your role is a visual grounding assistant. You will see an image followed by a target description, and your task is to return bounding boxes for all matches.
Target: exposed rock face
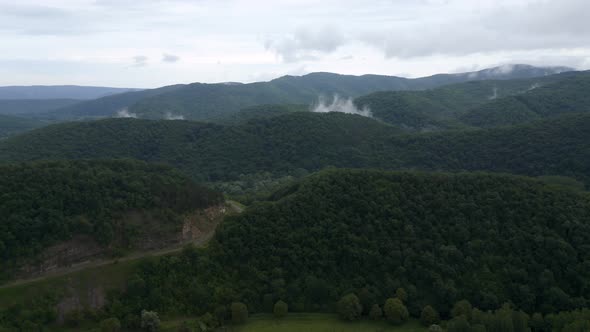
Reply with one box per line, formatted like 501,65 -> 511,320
17,204 -> 228,279
17,235 -> 103,278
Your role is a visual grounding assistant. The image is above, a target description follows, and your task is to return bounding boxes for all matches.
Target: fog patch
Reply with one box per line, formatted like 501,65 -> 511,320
165,112 -> 184,120
311,95 -> 372,117
115,108 -> 137,118
488,87 -> 498,100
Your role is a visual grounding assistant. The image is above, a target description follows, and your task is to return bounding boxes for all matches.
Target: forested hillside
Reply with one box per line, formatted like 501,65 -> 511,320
0,114 -> 46,139
0,86 -> 138,100
0,99 -> 80,116
1,112 -> 589,188
127,65 -> 570,120
460,73 -> 590,127
0,159 -> 222,279
354,71 -> 590,130
40,84 -> 185,120
84,170 -> 590,329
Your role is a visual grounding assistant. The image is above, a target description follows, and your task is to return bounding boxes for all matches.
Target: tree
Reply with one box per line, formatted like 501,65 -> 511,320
428,324 -> 443,332
141,310 -> 161,332
100,317 -> 121,332
273,300 -> 288,318
337,294 -> 363,321
383,298 -> 409,325
395,288 -> 408,303
451,300 -> 473,320
447,315 -> 471,332
420,305 -> 440,326
369,304 -> 383,320
214,305 -> 228,326
231,302 -> 248,324
530,313 -> 545,332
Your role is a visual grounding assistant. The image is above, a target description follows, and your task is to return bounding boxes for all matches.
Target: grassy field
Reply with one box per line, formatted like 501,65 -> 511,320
0,258 -> 143,309
171,314 -> 428,332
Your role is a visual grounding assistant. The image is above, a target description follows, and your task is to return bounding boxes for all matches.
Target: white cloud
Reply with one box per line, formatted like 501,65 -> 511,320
0,0 -> 589,87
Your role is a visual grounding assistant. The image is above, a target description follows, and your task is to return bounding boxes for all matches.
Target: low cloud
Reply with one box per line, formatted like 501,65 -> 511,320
311,95 -> 372,117
162,53 -> 180,63
115,108 -> 138,118
165,112 -> 184,120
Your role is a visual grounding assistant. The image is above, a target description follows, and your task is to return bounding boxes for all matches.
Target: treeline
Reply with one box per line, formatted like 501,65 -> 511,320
1,112 -> 589,189
0,159 -> 223,278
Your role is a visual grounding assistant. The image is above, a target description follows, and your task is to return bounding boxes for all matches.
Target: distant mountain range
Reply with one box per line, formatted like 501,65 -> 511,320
1,64 -> 570,122
0,85 -> 141,100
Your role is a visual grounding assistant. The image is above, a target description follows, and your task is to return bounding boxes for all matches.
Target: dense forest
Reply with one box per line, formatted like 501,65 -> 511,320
1,112 -> 589,190
0,114 -> 46,139
460,73 -> 590,127
354,71 -> 590,131
0,159 -> 222,279
127,65 -> 569,120
5,170 -> 587,330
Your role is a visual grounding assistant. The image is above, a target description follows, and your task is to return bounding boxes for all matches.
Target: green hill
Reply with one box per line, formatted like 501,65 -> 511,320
460,73 -> 590,127
1,112 -> 590,189
128,65 -> 571,120
0,114 -> 46,139
0,159 -> 223,280
353,71 -> 588,130
40,84 -> 185,120
0,99 -> 81,116
77,170 -> 590,331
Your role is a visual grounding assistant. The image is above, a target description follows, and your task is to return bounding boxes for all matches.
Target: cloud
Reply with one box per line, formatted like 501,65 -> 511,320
164,112 -> 184,120
162,53 -> 180,63
133,55 -> 148,67
265,26 -> 346,62
311,95 -> 372,117
115,108 -> 138,118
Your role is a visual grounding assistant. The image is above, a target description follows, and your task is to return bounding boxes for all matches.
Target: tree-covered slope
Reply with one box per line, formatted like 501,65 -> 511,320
354,71 -> 587,130
0,86 -> 138,100
0,114 -> 46,139
210,104 -> 308,125
128,65 -> 571,120
0,99 -> 81,116
460,73 -> 590,127
41,84 -> 185,120
0,159 -> 223,277
1,112 -> 590,187
110,170 -> 590,320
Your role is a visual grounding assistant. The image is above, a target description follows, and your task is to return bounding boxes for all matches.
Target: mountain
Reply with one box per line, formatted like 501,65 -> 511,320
0,114 -> 46,139
126,65 -> 572,120
0,159 -> 223,280
0,86 -> 140,100
205,170 -> 590,314
459,72 -> 590,127
86,169 -> 590,329
1,111 -> 589,188
38,84 -> 185,120
354,70 -> 587,131
0,99 -> 81,116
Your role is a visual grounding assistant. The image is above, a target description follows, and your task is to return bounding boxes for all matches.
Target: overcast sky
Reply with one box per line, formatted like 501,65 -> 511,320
1,0 -> 589,88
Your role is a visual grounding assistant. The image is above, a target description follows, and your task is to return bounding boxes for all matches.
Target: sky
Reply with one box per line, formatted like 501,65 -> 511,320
0,0 -> 589,88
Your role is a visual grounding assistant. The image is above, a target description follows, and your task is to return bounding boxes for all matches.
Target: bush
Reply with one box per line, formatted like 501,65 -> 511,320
384,298 -> 409,325
231,302 -> 248,324
369,304 -> 383,320
421,305 -> 440,326
141,310 -> 161,332
100,317 -> 121,332
273,300 -> 288,318
337,294 -> 363,321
